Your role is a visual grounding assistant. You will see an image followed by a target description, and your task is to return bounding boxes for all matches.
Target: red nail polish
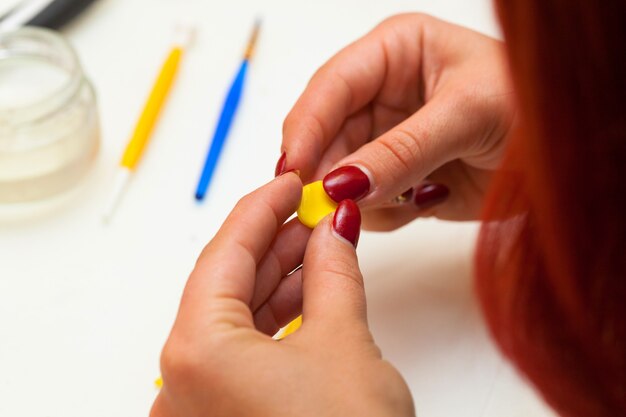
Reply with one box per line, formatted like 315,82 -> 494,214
275,152 -> 287,177
414,184 -> 450,210
332,200 -> 361,247
323,166 -> 370,202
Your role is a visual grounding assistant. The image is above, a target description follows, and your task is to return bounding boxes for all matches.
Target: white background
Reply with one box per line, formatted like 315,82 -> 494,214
0,0 -> 558,416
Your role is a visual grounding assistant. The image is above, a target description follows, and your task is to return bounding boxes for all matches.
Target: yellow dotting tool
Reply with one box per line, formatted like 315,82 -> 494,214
103,26 -> 194,223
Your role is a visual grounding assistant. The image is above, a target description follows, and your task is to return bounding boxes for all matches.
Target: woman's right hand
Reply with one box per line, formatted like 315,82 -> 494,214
151,173 -> 415,417
277,13 -> 515,230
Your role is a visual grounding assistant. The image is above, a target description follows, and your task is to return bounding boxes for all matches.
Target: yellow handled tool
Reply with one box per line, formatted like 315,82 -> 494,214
121,48 -> 182,169
103,26 -> 194,223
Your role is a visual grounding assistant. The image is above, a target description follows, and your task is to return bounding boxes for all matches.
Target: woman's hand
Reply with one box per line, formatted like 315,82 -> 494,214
150,173 -> 415,417
277,13 -> 514,229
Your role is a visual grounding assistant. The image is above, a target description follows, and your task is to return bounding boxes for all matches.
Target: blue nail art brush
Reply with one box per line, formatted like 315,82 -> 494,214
195,20 -> 261,201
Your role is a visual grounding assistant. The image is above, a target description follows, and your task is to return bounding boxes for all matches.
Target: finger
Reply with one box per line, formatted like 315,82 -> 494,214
361,159 -> 491,228
328,86 -> 500,207
360,179 -> 452,231
178,173 -> 302,328
150,392 -> 173,417
253,268 -> 303,336
280,22 -> 397,180
281,13 -> 482,181
422,161 -> 490,220
309,107 -> 373,181
250,218 -> 311,311
301,200 -> 369,334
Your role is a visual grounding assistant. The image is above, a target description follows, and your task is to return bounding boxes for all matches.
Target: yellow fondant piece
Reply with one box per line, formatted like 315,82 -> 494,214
297,181 -> 338,228
155,376 -> 163,389
278,316 -> 303,340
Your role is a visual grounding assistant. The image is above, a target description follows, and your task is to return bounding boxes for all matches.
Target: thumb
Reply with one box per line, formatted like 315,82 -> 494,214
301,200 -> 369,333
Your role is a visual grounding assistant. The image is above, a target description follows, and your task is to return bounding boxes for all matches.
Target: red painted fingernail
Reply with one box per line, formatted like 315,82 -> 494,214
414,184 -> 450,210
332,199 -> 361,247
323,166 -> 370,202
275,152 -> 287,177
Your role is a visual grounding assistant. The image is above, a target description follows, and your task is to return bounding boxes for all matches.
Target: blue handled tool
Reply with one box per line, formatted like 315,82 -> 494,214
195,20 -> 261,201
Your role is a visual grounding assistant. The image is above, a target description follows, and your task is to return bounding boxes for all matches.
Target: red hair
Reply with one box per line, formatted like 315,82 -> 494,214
476,1 -> 626,416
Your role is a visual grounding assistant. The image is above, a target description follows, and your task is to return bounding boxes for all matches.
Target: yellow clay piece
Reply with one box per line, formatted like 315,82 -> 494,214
278,315 -> 303,340
155,376 -> 163,389
297,181 -> 338,228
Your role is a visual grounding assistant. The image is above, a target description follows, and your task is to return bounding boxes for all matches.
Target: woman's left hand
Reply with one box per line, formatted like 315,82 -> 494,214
150,173 -> 415,417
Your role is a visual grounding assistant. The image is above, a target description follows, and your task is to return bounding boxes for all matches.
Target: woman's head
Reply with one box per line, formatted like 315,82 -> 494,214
477,1 -> 625,416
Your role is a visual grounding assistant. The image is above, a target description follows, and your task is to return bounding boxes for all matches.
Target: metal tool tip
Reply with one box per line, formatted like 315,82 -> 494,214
173,23 -> 197,48
102,168 -> 132,224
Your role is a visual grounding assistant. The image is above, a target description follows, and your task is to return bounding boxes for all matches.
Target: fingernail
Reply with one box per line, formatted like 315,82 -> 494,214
414,183 -> 450,210
275,152 -> 287,177
392,188 -> 414,204
332,199 -> 361,247
323,166 -> 371,202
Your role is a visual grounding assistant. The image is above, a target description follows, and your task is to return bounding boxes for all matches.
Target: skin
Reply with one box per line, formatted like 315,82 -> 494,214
151,174 -> 414,417
281,13 -> 514,229
152,13 -> 514,416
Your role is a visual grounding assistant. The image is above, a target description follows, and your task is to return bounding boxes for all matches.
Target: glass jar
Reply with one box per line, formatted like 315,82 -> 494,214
0,27 -> 99,203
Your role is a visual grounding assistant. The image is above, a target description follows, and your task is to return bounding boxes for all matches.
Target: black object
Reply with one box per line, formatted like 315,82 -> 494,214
28,0 -> 99,30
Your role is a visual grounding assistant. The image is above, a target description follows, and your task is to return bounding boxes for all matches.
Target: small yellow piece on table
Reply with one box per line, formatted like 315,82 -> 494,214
278,315 -> 303,340
297,181 -> 338,228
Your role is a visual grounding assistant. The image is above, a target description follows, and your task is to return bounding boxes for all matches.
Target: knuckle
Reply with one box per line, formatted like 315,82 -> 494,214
377,12 -> 432,31
230,193 -> 259,220
236,192 -> 254,209
283,109 -> 327,154
378,128 -> 427,175
304,111 -> 328,143
448,82 -> 511,155
376,14 -> 406,29
160,334 -> 227,390
321,260 -> 364,291
160,339 -> 202,387
282,108 -> 296,135
310,64 -> 328,84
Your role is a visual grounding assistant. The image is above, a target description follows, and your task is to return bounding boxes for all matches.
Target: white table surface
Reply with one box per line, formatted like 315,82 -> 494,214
0,1 -> 558,416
